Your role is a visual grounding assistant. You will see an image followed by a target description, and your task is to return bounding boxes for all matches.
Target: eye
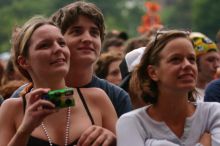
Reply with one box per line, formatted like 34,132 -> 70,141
69,27 -> 82,36
170,57 -> 182,64
58,40 -> 66,47
38,42 -> 50,49
207,57 -> 220,63
188,56 -> 196,64
109,70 -> 120,76
90,28 -> 100,37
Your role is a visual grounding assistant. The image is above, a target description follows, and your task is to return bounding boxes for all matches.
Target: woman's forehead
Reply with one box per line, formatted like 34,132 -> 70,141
160,38 -> 194,56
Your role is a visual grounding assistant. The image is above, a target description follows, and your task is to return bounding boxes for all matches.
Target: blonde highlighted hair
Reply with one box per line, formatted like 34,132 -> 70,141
12,16 -> 56,81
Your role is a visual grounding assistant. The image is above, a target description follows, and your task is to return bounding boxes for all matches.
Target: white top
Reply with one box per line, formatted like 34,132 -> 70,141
196,87 -> 205,102
117,102 -> 220,146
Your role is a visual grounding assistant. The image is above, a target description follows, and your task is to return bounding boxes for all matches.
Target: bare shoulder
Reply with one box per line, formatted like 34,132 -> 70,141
0,98 -> 24,146
0,98 -> 23,135
0,98 -> 23,117
82,88 -> 108,97
80,88 -> 108,101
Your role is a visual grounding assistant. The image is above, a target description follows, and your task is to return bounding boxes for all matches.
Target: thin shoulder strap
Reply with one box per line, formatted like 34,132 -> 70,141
20,83 -> 33,113
22,95 -> 26,113
76,88 -> 95,125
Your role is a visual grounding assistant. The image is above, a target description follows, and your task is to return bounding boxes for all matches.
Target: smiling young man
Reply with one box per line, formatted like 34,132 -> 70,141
51,2 -> 132,145
50,1 -> 132,117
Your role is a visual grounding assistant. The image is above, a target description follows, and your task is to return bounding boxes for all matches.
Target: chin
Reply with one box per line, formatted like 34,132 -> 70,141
178,82 -> 195,89
180,85 -> 195,91
82,56 -> 97,64
54,68 -> 69,75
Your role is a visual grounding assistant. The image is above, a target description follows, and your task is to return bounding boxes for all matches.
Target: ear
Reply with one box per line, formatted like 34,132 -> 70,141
17,56 -> 30,70
147,65 -> 159,81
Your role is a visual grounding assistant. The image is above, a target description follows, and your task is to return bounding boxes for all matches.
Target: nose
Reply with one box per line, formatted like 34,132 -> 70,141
214,58 -> 220,68
118,46 -> 125,54
81,31 -> 92,44
53,42 -> 63,54
114,74 -> 122,85
182,58 -> 192,69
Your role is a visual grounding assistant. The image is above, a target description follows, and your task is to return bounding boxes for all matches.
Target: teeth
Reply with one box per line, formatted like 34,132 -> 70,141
52,59 -> 65,64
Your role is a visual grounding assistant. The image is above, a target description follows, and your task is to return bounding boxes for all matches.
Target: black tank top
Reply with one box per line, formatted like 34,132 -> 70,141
22,87 -> 95,146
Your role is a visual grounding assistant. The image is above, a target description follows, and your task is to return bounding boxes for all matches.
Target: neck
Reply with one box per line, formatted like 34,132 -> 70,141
148,89 -> 195,139
33,78 -> 66,90
150,98 -> 194,138
65,65 -> 94,87
197,76 -> 210,89
151,90 -> 192,122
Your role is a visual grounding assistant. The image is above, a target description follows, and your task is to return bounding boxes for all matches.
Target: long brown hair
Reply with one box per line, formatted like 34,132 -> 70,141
129,30 -> 196,104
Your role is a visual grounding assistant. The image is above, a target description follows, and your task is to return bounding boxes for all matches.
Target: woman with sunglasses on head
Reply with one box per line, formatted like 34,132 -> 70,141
116,30 -> 220,146
0,16 -> 117,146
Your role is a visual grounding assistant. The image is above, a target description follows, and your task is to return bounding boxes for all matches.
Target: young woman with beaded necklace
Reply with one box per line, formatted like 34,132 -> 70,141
0,16 -> 117,146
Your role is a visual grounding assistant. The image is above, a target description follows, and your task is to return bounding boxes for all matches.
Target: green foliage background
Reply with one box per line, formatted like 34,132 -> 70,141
161,0 -> 220,40
0,0 -> 219,53
192,0 -> 220,40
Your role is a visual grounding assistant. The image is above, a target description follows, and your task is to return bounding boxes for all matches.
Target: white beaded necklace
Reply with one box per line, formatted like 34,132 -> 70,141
41,107 -> 71,146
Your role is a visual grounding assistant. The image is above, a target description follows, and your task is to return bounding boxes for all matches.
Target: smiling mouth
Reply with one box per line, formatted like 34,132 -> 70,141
178,74 -> 195,80
78,47 -> 95,52
51,58 -> 66,64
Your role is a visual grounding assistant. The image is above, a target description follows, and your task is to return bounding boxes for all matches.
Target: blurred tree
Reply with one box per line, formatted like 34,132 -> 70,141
161,0 -> 193,30
138,1 -> 162,34
0,0 -> 53,53
192,0 -> 220,39
88,0 -> 144,38
0,0 -> 13,8
0,0 -> 145,53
